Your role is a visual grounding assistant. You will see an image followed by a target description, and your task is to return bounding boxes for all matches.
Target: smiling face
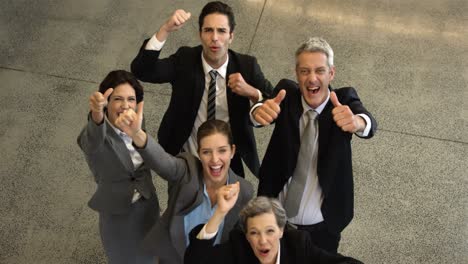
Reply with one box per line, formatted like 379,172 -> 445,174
245,212 -> 284,264
199,13 -> 233,69
106,83 -> 136,126
198,132 -> 235,187
296,51 -> 335,109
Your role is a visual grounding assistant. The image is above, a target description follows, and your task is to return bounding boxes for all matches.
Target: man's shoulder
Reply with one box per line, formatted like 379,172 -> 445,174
333,86 -> 357,94
276,79 -> 299,89
228,49 -> 258,63
175,45 -> 203,56
332,86 -> 360,102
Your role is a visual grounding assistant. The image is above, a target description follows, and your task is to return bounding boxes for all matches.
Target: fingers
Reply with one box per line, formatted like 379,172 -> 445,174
253,91 -> 285,125
330,91 -> 342,107
219,182 -> 240,200
103,88 -> 114,100
254,104 -> 279,125
330,92 -> 357,133
115,109 -> 136,127
89,90 -> 109,113
166,9 -> 191,31
273,89 -> 286,104
228,73 -> 243,87
173,9 -> 191,26
226,182 -> 240,199
228,73 -> 252,97
136,101 -> 144,120
332,100 -> 362,133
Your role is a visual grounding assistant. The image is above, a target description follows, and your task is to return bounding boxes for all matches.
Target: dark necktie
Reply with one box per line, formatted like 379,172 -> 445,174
284,110 -> 319,218
207,70 -> 218,120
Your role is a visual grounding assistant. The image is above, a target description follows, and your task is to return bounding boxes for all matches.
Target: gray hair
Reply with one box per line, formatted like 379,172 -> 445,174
295,37 -> 334,67
239,196 -> 287,233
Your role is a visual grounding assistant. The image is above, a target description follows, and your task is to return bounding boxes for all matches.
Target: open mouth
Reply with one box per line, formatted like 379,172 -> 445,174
209,165 -> 223,177
258,249 -> 270,256
307,86 -> 320,94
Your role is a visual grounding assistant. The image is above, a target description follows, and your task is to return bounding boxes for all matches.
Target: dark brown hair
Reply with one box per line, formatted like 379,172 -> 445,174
198,1 -> 236,33
98,70 -> 144,103
197,119 -> 234,150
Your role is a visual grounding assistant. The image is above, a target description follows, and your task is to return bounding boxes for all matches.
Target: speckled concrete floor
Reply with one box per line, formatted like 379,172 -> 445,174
1,0 -> 467,263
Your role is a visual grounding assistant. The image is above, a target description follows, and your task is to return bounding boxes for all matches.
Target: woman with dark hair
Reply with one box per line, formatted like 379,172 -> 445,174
114,104 -> 254,264
185,196 -> 363,264
77,70 -> 158,264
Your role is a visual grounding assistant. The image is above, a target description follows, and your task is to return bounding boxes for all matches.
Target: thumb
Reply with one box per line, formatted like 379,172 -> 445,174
136,101 -> 144,119
330,91 -> 342,107
273,89 -> 286,104
103,88 -> 114,100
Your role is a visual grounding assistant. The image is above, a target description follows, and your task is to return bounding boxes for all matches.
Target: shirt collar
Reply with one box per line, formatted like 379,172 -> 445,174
201,53 -> 229,79
301,88 -> 330,115
275,244 -> 281,264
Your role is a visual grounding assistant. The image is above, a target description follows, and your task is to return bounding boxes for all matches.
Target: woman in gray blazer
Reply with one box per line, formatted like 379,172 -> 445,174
114,104 -> 254,264
77,70 -> 159,264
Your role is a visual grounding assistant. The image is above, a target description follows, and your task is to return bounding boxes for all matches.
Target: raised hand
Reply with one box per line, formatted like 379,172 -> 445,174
330,91 -> 365,133
157,9 -> 191,41
253,89 -> 286,125
115,101 -> 144,138
89,88 -> 113,124
203,182 -> 240,235
216,182 -> 240,215
228,73 -> 258,101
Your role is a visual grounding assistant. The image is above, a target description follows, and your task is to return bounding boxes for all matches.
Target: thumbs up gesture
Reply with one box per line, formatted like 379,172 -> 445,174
89,88 -> 113,124
253,89 -> 286,125
115,101 -> 144,137
330,91 -> 365,133
90,88 -> 113,113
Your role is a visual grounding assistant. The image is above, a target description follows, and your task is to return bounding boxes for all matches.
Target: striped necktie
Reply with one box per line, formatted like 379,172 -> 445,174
207,70 -> 217,120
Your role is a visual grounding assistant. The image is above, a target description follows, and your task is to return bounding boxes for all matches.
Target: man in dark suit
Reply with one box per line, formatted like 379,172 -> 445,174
131,1 -> 273,177
252,37 -> 377,253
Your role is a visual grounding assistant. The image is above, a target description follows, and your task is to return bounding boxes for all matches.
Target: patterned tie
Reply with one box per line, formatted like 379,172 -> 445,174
207,70 -> 218,120
284,110 -> 319,218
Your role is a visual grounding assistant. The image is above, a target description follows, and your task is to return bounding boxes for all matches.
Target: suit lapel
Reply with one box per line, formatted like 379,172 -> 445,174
225,53 -> 235,118
106,122 -> 134,172
317,89 -> 335,191
193,49 -> 206,116
289,88 -> 304,151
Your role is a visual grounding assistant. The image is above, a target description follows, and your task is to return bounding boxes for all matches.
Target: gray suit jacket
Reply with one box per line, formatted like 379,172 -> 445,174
137,136 -> 254,264
77,117 -> 158,215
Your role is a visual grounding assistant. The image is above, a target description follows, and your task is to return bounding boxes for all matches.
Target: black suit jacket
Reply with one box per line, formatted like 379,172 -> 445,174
131,41 -> 273,176
185,224 -> 362,264
257,79 -> 377,235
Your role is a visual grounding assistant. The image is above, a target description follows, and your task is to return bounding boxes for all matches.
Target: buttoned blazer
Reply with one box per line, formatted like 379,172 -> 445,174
257,79 -> 377,235
77,117 -> 158,215
131,41 -> 273,176
185,224 -> 363,264
137,135 -> 254,264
